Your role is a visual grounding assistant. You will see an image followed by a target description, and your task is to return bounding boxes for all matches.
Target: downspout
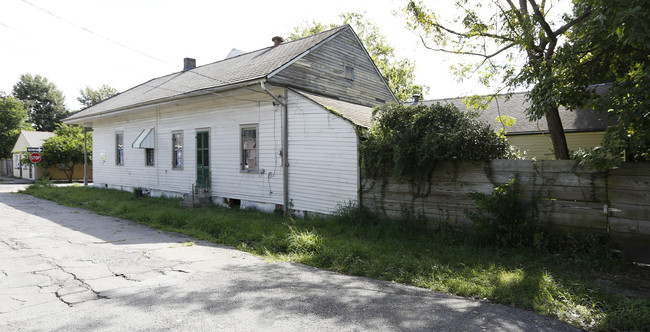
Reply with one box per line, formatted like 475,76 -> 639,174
261,81 -> 289,216
83,127 -> 88,186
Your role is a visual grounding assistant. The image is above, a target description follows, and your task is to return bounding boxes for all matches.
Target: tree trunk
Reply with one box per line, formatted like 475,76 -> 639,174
545,107 -> 570,160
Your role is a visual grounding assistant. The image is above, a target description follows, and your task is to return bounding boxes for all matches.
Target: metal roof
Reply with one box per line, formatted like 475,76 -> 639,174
65,25 -> 349,122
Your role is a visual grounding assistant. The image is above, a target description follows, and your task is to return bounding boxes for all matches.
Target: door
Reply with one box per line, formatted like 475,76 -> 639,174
196,131 -> 210,188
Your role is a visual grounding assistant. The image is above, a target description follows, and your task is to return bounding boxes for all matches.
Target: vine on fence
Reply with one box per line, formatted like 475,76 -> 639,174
360,102 -> 511,184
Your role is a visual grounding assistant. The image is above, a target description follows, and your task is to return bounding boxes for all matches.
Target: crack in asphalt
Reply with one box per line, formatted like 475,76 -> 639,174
49,262 -> 109,305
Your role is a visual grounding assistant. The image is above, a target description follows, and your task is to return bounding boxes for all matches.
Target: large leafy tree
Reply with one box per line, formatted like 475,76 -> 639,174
39,124 -> 90,182
0,94 -> 30,159
556,0 -> 650,163
77,84 -> 118,108
404,1 -> 594,159
287,13 -> 427,102
12,74 -> 69,132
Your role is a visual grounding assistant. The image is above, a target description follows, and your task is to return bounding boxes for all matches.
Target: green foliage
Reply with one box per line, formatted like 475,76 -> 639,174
12,74 -> 68,132
361,103 -> 510,181
287,13 -> 428,101
404,1 -> 599,159
21,185 -> 648,330
21,185 -> 648,331
286,227 -> 323,255
0,95 -> 29,158
77,84 -> 118,109
553,0 -> 650,165
466,177 -> 534,247
39,124 -> 91,182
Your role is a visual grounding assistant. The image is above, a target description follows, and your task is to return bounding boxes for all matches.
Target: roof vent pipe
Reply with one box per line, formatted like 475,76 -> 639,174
272,36 -> 284,47
412,93 -> 421,103
183,58 -> 196,71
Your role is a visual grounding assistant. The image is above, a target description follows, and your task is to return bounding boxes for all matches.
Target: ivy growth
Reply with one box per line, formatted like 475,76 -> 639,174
465,176 -> 534,248
360,102 -> 510,182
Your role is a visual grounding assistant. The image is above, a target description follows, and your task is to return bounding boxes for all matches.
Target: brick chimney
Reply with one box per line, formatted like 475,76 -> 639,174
183,58 -> 196,71
272,36 -> 284,47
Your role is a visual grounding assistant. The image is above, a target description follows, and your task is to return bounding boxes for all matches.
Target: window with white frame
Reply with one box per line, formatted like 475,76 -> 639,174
172,131 -> 183,168
116,132 -> 124,165
241,126 -> 257,171
14,155 -> 20,169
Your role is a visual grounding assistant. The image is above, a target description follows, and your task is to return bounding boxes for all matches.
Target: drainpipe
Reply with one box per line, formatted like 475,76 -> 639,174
261,81 -> 289,216
83,127 -> 88,186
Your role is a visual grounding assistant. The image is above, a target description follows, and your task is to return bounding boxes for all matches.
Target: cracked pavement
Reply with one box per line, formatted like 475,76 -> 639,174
0,183 -> 579,331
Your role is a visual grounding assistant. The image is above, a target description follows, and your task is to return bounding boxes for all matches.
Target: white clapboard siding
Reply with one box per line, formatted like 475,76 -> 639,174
91,90 -> 284,206
287,91 -> 360,214
90,89 -> 360,214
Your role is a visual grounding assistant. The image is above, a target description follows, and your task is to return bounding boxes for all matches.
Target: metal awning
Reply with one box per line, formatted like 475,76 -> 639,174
132,128 -> 155,149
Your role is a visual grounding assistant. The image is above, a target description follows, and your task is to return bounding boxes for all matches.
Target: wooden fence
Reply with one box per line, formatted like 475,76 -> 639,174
361,160 -> 649,261
0,159 -> 12,177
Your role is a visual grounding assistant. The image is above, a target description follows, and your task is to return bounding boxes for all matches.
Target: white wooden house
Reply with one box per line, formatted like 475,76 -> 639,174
11,130 -> 90,181
12,131 -> 52,180
64,25 -> 396,215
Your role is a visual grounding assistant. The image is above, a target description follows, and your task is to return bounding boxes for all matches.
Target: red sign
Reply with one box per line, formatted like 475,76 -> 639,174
29,153 -> 41,163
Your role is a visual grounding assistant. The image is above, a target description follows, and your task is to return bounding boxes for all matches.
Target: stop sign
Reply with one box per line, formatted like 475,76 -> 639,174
29,153 -> 41,163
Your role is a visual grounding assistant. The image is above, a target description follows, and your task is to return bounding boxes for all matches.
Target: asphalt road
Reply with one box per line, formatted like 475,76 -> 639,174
0,182 -> 579,331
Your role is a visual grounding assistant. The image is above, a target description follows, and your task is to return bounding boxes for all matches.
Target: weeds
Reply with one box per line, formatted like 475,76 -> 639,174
20,185 -> 650,331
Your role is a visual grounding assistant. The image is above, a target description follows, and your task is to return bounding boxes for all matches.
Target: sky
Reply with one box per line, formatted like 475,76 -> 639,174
1,0 -> 495,111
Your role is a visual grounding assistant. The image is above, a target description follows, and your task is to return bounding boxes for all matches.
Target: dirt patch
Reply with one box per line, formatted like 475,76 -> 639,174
593,263 -> 650,299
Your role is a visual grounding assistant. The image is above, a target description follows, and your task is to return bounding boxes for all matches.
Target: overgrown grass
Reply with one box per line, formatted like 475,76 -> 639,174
21,184 -> 650,331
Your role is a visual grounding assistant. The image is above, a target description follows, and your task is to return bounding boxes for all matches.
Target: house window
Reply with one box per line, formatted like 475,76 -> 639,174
14,155 -> 20,169
145,148 -> 154,166
241,126 -> 257,171
345,65 -> 355,80
116,132 -> 124,165
172,131 -> 183,168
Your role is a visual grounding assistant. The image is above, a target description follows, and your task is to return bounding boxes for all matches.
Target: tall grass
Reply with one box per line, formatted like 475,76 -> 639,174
20,185 -> 650,331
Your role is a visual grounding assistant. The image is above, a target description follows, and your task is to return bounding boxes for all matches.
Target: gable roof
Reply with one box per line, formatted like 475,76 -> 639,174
292,89 -> 374,128
66,25 -> 360,123
12,130 -> 53,153
419,90 -> 614,135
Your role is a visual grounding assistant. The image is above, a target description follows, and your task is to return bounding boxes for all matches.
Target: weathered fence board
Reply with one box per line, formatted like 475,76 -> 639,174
362,160 -> 650,260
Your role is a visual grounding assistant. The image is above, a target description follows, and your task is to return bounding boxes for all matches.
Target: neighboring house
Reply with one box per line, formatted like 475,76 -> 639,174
12,130 -> 52,180
64,25 -> 395,215
11,130 -> 88,181
418,88 -> 614,159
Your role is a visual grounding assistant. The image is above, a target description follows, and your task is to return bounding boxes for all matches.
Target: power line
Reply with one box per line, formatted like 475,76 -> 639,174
20,0 -> 177,68
16,1 -> 280,103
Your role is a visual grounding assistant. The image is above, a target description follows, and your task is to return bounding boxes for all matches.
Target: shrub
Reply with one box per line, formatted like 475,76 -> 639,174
361,102 -> 510,182
465,177 -> 534,247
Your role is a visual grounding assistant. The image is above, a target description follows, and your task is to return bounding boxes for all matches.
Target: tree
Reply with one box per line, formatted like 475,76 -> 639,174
39,124 -> 90,182
556,0 -> 650,164
287,13 -> 428,102
12,74 -> 69,132
77,84 -> 118,108
0,94 -> 30,159
404,1 -> 595,159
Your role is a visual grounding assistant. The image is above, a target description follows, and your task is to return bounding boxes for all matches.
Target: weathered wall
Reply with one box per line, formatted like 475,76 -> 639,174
269,28 -> 395,107
88,88 -> 360,215
362,160 -> 650,259
287,90 -> 360,215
